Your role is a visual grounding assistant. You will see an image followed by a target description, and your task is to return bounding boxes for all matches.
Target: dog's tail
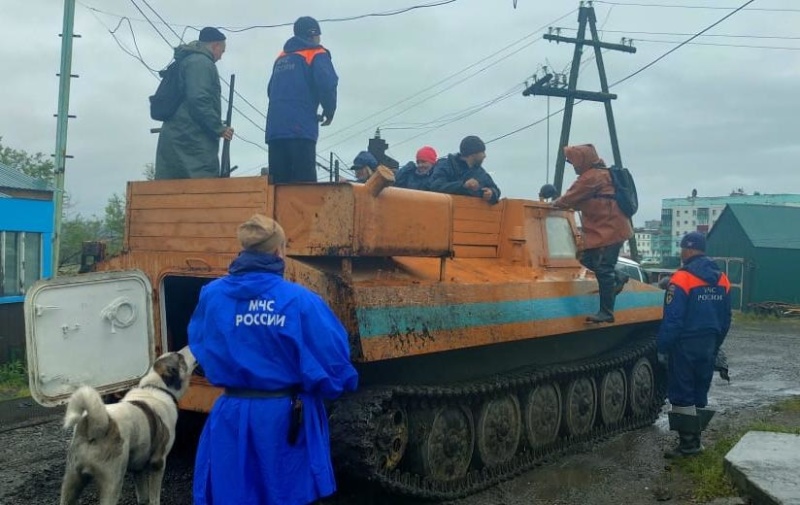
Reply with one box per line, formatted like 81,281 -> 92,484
64,386 -> 109,439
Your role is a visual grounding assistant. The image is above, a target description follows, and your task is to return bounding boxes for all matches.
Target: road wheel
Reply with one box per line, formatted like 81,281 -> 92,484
629,357 -> 655,416
475,394 -> 521,467
565,377 -> 597,436
524,383 -> 562,449
599,368 -> 627,425
409,405 -> 475,481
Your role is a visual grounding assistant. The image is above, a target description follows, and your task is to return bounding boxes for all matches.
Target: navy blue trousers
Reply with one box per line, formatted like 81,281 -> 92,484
667,336 -> 717,408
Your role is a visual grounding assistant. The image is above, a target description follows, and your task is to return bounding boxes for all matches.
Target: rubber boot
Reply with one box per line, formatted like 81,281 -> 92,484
665,412 -> 703,458
587,279 -> 616,323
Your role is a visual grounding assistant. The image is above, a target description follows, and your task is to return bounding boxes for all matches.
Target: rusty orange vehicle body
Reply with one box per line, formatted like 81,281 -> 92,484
76,170 -> 665,499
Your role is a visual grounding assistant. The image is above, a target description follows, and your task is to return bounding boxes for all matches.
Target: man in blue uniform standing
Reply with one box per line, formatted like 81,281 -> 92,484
266,16 -> 338,183
657,232 -> 731,458
189,214 -> 358,505
430,136 -> 501,204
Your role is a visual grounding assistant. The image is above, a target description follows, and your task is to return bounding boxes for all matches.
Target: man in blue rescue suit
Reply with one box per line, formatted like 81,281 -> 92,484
266,16 -> 338,183
657,231 -> 731,458
429,135 -> 501,204
188,214 -> 358,504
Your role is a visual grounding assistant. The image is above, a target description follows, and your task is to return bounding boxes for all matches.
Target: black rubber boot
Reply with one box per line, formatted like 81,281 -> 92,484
665,412 -> 703,458
587,279 -> 616,323
664,431 -> 701,459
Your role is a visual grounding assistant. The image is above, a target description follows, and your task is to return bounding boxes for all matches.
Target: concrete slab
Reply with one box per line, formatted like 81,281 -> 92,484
724,431 -> 800,505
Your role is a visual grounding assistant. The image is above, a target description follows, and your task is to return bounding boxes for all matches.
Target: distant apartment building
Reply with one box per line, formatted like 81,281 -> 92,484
621,226 -> 660,264
659,192 -> 800,258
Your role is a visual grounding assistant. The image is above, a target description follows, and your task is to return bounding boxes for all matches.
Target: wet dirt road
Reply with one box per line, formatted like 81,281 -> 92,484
2,319 -> 798,505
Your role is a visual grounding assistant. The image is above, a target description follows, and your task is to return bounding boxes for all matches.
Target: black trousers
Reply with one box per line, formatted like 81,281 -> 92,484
267,138 -> 317,183
580,242 -> 625,314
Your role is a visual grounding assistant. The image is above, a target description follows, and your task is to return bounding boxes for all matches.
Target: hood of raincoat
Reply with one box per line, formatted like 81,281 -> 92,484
564,144 -> 606,174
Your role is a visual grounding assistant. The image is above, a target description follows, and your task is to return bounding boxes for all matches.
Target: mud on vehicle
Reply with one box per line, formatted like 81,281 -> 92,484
25,170 -> 666,500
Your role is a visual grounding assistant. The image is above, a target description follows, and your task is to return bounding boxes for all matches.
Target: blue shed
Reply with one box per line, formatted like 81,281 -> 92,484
0,162 -> 54,362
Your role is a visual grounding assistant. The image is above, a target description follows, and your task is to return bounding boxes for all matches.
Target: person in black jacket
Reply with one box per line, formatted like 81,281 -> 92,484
395,146 -> 438,191
429,136 -> 500,204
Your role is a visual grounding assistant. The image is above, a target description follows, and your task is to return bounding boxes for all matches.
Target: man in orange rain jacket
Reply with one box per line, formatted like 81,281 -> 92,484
552,144 -> 632,323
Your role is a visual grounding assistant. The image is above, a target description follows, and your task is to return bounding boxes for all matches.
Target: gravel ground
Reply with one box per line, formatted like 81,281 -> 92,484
2,319 -> 798,505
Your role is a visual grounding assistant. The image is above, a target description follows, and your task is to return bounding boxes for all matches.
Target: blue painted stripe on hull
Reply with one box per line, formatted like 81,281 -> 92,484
356,291 -> 663,339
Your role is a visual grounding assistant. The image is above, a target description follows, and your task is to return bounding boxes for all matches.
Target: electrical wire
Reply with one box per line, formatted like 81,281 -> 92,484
567,29 -> 800,41
318,8 -> 579,147
593,1 -> 800,12
216,0 -> 460,33
78,0 -> 461,32
487,0 -> 757,144
631,38 -> 800,51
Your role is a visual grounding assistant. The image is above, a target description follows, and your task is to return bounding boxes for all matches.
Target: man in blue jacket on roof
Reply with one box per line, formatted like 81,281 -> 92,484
430,136 -> 501,204
189,214 -> 358,505
266,16 -> 338,183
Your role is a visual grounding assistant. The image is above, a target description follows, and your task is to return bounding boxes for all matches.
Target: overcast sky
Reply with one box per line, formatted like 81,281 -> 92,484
2,0 -> 799,226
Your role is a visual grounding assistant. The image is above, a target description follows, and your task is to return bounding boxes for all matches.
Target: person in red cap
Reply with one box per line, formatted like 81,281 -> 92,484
395,146 -> 438,191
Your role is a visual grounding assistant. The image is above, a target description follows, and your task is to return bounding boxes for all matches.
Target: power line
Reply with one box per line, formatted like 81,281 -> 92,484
319,8 -> 579,151
487,0 -> 757,144
78,0 -> 461,32
632,38 -> 800,51
594,1 -> 800,12
127,0 -> 172,47
219,0 -> 460,33
610,0 -> 756,87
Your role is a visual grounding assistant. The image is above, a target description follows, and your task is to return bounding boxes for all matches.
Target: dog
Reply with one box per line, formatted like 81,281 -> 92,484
59,347 -> 196,505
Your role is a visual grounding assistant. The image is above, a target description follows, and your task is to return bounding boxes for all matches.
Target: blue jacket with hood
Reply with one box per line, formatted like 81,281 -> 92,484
657,254 -> 732,354
429,154 -> 501,204
265,36 -> 338,142
189,250 -> 358,505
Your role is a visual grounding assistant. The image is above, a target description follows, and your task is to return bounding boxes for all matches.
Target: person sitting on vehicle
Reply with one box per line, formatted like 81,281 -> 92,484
429,135 -> 501,204
343,150 -> 378,183
395,146 -> 438,191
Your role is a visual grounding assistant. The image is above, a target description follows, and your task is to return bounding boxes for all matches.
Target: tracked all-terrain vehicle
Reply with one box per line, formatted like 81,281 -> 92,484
25,169 -> 665,500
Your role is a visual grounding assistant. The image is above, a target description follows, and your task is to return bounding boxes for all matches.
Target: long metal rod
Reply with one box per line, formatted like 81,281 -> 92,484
52,0 -> 77,276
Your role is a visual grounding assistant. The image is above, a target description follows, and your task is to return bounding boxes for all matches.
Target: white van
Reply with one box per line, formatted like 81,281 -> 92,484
615,256 -> 648,283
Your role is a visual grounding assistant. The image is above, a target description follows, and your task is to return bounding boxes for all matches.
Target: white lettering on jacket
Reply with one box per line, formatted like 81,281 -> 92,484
236,299 -> 286,327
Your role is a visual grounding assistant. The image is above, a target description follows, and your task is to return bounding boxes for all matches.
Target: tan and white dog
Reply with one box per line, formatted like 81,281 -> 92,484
59,348 -> 196,505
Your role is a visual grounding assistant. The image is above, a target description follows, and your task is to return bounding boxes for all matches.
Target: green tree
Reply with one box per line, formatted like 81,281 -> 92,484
0,137 -> 55,182
103,193 -> 126,255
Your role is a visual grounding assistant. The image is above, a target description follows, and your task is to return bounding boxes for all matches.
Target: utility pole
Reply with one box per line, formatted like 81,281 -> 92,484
52,0 -> 79,276
522,1 -> 640,261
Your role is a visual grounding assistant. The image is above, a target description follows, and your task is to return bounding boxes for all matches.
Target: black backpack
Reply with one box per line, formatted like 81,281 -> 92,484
607,165 -> 638,218
149,60 -> 183,121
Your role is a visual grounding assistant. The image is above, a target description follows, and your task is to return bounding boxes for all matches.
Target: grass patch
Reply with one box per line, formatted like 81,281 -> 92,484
674,415 -> 800,501
771,396 -> 800,414
0,360 -> 30,400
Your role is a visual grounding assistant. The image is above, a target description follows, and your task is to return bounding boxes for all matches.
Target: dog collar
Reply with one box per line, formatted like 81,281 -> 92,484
143,385 -> 179,406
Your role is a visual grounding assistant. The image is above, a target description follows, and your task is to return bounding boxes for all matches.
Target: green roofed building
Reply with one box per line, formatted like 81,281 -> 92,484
706,204 -> 800,310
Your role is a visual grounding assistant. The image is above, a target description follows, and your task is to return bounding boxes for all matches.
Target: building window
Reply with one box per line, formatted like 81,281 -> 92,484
692,220 -> 696,226
676,210 -> 680,217
1,231 -> 43,297
692,210 -> 697,216
684,220 -> 688,225
698,208 -> 709,225
712,209 -> 717,215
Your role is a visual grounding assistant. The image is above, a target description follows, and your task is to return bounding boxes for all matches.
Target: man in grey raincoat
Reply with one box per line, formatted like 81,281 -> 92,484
155,27 -> 234,179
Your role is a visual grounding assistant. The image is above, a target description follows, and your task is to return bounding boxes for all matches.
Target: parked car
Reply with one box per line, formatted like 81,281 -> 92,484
615,256 -> 648,283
